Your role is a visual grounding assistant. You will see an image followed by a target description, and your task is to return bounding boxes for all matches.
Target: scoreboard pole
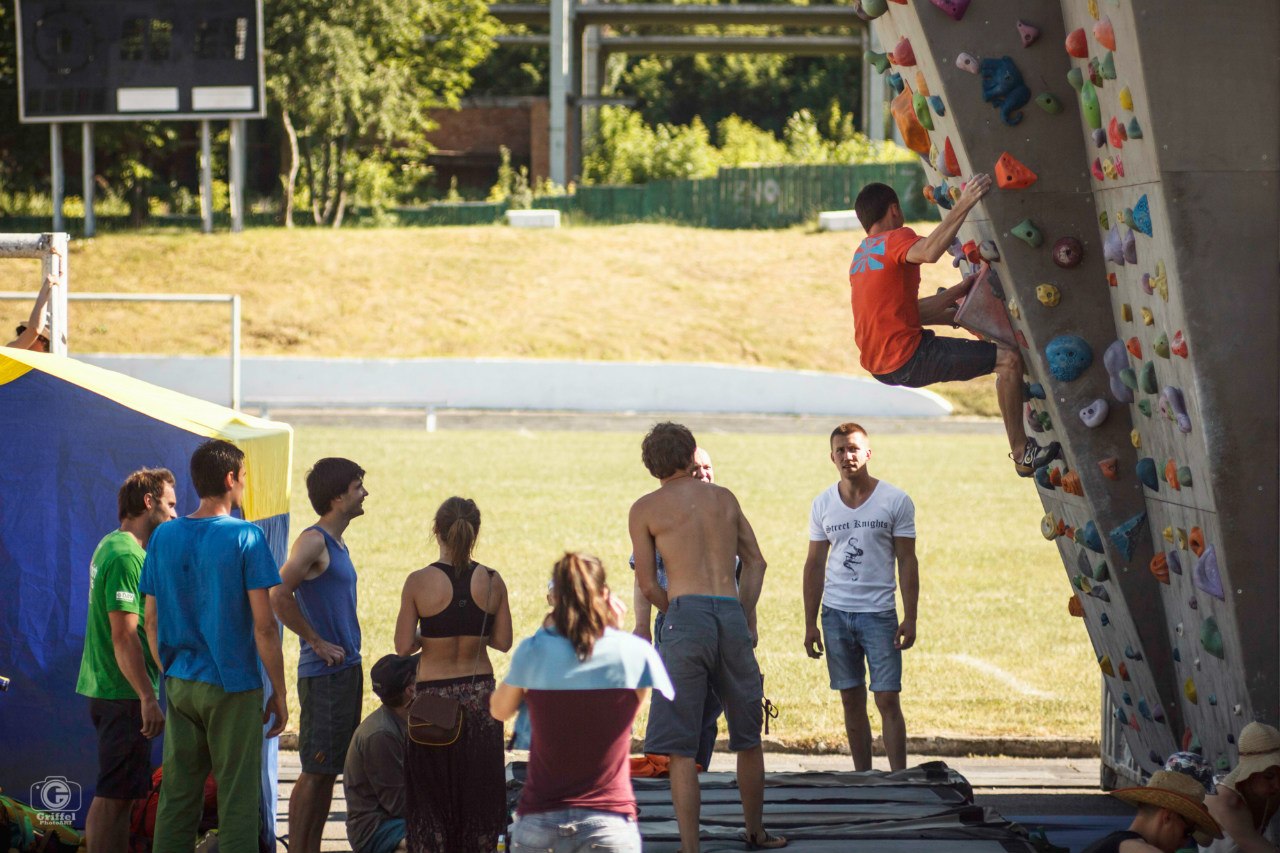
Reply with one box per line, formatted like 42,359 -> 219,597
82,123 -> 95,238
49,124 -> 64,232
200,120 -> 214,234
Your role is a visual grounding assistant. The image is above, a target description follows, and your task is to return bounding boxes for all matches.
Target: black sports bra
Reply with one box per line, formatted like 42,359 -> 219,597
418,562 -> 491,638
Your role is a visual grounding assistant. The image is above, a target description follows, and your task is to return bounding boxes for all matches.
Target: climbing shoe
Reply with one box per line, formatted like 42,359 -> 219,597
1013,437 -> 1061,477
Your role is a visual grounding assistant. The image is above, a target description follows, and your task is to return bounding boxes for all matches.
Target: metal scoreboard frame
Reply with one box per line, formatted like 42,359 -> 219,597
15,0 -> 266,123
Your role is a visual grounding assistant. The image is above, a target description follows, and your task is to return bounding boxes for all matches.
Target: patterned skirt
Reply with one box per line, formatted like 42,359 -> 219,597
405,676 -> 507,853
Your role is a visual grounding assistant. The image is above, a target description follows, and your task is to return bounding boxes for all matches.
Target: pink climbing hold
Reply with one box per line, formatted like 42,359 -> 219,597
1017,20 -> 1040,48
1108,116 -> 1125,149
955,52 -> 980,74
1115,155 -> 1125,178
1065,28 -> 1089,59
1094,16 -> 1117,51
1171,330 -> 1189,358
1092,158 -> 1106,181
891,36 -> 917,66
929,0 -> 970,21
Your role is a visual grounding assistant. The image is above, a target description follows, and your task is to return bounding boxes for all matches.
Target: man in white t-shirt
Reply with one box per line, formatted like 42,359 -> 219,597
802,422 -> 918,771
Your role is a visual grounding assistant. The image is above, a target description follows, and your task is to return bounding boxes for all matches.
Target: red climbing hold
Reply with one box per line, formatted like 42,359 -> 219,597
1126,337 -> 1142,358
944,138 -> 960,178
1065,28 -> 1089,59
1118,662 -> 1131,681
1094,16 -> 1116,51
891,36 -> 916,66
1091,159 -> 1105,181
995,152 -> 1037,189
1171,330 -> 1188,358
1098,457 -> 1119,480
1049,467 -> 1063,487
1107,273 -> 1118,288
1062,471 -> 1084,496
1108,116 -> 1125,149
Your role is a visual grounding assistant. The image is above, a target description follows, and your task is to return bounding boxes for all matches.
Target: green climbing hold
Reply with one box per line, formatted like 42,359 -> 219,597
861,0 -> 889,17
913,93 -> 934,130
1093,562 -> 1110,582
1200,616 -> 1224,658
1120,208 -> 1135,228
1100,51 -> 1117,80
1099,211 -> 1110,230
1067,67 -> 1085,91
1127,116 -> 1143,139
1037,411 -> 1052,431
1177,466 -> 1192,486
1140,360 -> 1157,393
1137,399 -> 1152,417
1137,457 -> 1158,490
1154,333 -> 1170,358
1216,755 -> 1231,772
1036,93 -> 1063,114
867,50 -> 891,73
1011,218 -> 1044,247
1120,368 -> 1138,391
1081,82 -> 1102,130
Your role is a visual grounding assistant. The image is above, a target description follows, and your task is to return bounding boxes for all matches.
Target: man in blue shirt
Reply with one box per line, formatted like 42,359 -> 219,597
271,457 -> 368,853
140,439 -> 287,853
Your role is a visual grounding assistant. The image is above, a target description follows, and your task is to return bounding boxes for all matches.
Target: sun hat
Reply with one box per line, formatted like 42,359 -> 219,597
1112,770 -> 1223,845
1221,722 -> 1280,790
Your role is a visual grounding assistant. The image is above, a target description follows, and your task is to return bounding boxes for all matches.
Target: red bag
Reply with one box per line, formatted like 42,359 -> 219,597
129,768 -> 218,853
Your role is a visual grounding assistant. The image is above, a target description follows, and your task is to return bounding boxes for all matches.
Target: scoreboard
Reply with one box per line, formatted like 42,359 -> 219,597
16,0 -> 265,122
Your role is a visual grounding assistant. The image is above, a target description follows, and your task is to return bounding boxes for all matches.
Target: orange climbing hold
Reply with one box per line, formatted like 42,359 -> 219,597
1062,471 -> 1084,496
1068,595 -> 1084,618
890,84 -> 930,156
995,152 -> 1037,189
915,71 -> 930,97
1108,273 -> 1118,288
1049,467 -> 1063,487
1189,527 -> 1205,557
1098,457 -> 1119,480
1118,662 -> 1131,681
1094,16 -> 1116,51
923,185 -> 936,203
1065,28 -> 1089,58
961,240 -> 981,263
1126,337 -> 1142,358
1150,553 -> 1170,584
1164,459 -> 1181,490
944,138 -> 960,178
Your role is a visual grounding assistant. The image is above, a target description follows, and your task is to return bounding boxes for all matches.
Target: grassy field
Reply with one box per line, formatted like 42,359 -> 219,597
0,224 -> 997,415
282,424 -> 1100,746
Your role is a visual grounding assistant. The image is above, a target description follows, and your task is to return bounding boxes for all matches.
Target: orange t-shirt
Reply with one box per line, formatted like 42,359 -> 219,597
848,226 -> 925,375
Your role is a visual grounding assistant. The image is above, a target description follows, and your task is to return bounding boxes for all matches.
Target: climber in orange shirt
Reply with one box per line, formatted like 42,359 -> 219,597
848,176 -> 1059,477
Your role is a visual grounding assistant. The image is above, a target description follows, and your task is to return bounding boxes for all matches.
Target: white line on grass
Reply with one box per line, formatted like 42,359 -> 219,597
947,654 -> 1056,699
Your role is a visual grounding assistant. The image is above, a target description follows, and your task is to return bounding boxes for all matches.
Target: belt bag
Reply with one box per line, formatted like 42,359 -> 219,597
407,693 -> 463,746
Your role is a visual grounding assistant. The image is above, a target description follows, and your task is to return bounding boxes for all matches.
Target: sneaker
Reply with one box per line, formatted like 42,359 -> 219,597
1013,437 -> 1061,477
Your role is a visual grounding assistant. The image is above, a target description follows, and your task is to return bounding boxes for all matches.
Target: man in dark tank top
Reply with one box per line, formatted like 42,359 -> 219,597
271,458 -> 370,853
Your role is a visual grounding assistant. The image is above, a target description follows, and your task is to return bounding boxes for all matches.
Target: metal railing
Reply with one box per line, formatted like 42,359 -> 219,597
0,291 -> 242,409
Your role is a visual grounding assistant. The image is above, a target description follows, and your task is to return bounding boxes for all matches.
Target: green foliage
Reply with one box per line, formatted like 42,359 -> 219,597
488,146 -> 532,208
583,107 -> 913,185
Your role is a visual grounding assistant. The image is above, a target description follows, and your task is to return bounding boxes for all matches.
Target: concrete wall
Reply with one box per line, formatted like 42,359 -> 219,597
868,0 -> 1278,774
76,355 -> 953,419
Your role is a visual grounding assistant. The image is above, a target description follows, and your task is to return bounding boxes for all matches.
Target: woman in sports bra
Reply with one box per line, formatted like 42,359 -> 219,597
395,496 -> 513,853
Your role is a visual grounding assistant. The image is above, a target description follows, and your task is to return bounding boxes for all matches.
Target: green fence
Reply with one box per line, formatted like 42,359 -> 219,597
0,162 -> 931,234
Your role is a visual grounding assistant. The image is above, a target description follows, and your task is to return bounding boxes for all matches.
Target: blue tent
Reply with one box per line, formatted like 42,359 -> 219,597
0,348 -> 292,843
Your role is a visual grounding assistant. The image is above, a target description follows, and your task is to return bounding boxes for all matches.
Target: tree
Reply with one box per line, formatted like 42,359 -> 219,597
266,0 -> 498,226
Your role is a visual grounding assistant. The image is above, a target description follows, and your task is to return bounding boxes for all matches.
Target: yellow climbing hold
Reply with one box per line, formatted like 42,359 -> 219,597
1141,307 -> 1155,326
1163,525 -> 1175,543
1152,261 -> 1168,301
1088,0 -> 1099,20
1121,304 -> 1132,322
1041,513 -> 1058,540
1176,528 -> 1188,549
1007,299 -> 1021,319
1131,429 -> 1142,448
1119,86 -> 1133,111
1185,678 -> 1198,704
1100,654 -> 1115,677
1102,158 -> 1118,180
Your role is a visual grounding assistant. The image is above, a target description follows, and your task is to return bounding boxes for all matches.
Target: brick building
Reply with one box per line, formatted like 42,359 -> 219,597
425,96 -> 550,193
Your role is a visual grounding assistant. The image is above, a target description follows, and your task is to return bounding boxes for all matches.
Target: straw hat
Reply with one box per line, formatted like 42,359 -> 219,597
1222,722 -> 1280,790
1112,770 -> 1223,845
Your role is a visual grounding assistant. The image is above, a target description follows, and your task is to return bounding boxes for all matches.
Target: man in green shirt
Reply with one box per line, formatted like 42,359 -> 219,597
76,468 -> 177,853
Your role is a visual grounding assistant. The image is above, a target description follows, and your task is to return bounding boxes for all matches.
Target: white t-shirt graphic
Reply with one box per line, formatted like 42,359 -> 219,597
809,481 -> 915,613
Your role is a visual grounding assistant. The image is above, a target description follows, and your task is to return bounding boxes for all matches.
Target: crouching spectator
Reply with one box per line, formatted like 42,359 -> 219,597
1082,771 -> 1222,853
344,654 -> 418,853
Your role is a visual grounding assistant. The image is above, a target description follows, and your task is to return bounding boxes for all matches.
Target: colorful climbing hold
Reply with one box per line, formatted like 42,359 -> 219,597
1103,340 -> 1135,403
1080,399 -> 1109,428
1153,333 -> 1169,358
1108,116 -> 1125,149
1046,335 -> 1093,381
1081,81 -> 1102,129
1123,229 -> 1137,264
1176,528 -> 1187,550
1100,51 -> 1117,81
1067,67 -> 1085,91
1036,284 -> 1061,307
1098,211 -> 1109,229
1121,304 -> 1132,322
1092,561 -> 1109,582
859,0 -> 889,16
1088,58 -> 1105,88
1087,0 -> 1099,20
995,152 -> 1037,189
1092,159 -> 1107,182
1102,157 -> 1118,181
1150,552 -> 1170,584
1137,457 -> 1158,490
1194,546 -> 1224,600
934,185 -> 953,209
1118,661 -> 1130,681
1120,369 -> 1138,392
887,71 -> 904,95
1114,707 -> 1128,725
1189,527 -> 1204,556
1048,466 -> 1063,487
1151,260 -> 1168,301
1094,16 -> 1116,50
891,36 -> 916,66
1065,28 -> 1089,58
929,95 -> 946,117
1099,654 -> 1115,676
1017,19 -> 1040,47
1161,386 -> 1192,433
1026,382 -> 1046,399
979,239 -> 1000,262
1153,705 -> 1165,723
1092,128 -> 1107,148
1036,92 -> 1063,114
1125,337 -> 1142,359
980,57 -> 1032,125
1011,218 -> 1043,247
890,86 -> 931,157
1137,399 -> 1152,417
1138,699 -> 1152,721
928,0 -> 970,21
1167,550 -> 1182,576
1082,520 -> 1105,554
1089,585 -> 1111,602
1139,360 -> 1157,394
942,138 -> 961,178
1098,457 -> 1119,480
1164,459 -> 1181,490
913,93 -> 935,130
1127,116 -> 1143,139
866,50 -> 891,73
1015,330 -> 1029,349
1141,308 -> 1154,326
956,52 -> 980,74
1171,330 -> 1188,357
1053,237 -> 1084,269
1040,512 -> 1058,540
1124,645 -> 1143,662
1185,678 -> 1198,704
1177,466 -> 1192,487
1109,512 -> 1148,561
1007,299 -> 1020,320
1035,465 -> 1053,490
1062,471 -> 1083,496
1200,616 -> 1224,659
1119,86 -> 1133,111
1104,226 -> 1125,265
915,71 -> 931,97
1132,195 -> 1152,236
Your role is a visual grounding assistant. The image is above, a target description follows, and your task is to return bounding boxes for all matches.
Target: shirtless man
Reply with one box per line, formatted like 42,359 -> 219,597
629,422 -> 785,851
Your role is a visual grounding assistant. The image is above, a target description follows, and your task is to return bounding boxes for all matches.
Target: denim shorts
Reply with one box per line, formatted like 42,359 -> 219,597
644,595 -> 763,757
874,329 -> 997,387
820,606 -> 902,692
511,808 -> 640,853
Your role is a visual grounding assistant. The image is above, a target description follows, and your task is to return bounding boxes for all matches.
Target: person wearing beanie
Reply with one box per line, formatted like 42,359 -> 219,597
1203,722 -> 1280,853
1081,770 -> 1223,853
343,654 -> 418,853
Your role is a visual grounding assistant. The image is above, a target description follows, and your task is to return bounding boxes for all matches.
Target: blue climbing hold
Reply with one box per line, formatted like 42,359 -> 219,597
1082,521 -> 1104,554
1034,466 -> 1053,490
933,185 -> 953,210
1114,707 -> 1128,724
1124,645 -> 1143,661
979,56 -> 1031,126
1109,512 -> 1148,562
1138,699 -> 1152,720
1046,335 -> 1094,382
1172,647 -> 1181,662
1167,550 -> 1182,575
1027,382 -> 1046,399
929,95 -> 946,116
1121,692 -> 1132,705
1137,457 -> 1159,490
1100,612 -> 1110,626
888,72 -> 904,95
1133,194 -> 1152,237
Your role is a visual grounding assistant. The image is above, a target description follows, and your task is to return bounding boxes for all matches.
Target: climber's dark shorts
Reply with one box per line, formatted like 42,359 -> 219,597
874,330 -> 997,388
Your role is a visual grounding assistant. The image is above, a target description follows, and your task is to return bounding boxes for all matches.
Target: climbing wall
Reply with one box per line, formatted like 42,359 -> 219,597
859,0 -> 1278,775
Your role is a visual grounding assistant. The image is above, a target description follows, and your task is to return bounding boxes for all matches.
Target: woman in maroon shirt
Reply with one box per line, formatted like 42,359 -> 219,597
491,552 -> 672,853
